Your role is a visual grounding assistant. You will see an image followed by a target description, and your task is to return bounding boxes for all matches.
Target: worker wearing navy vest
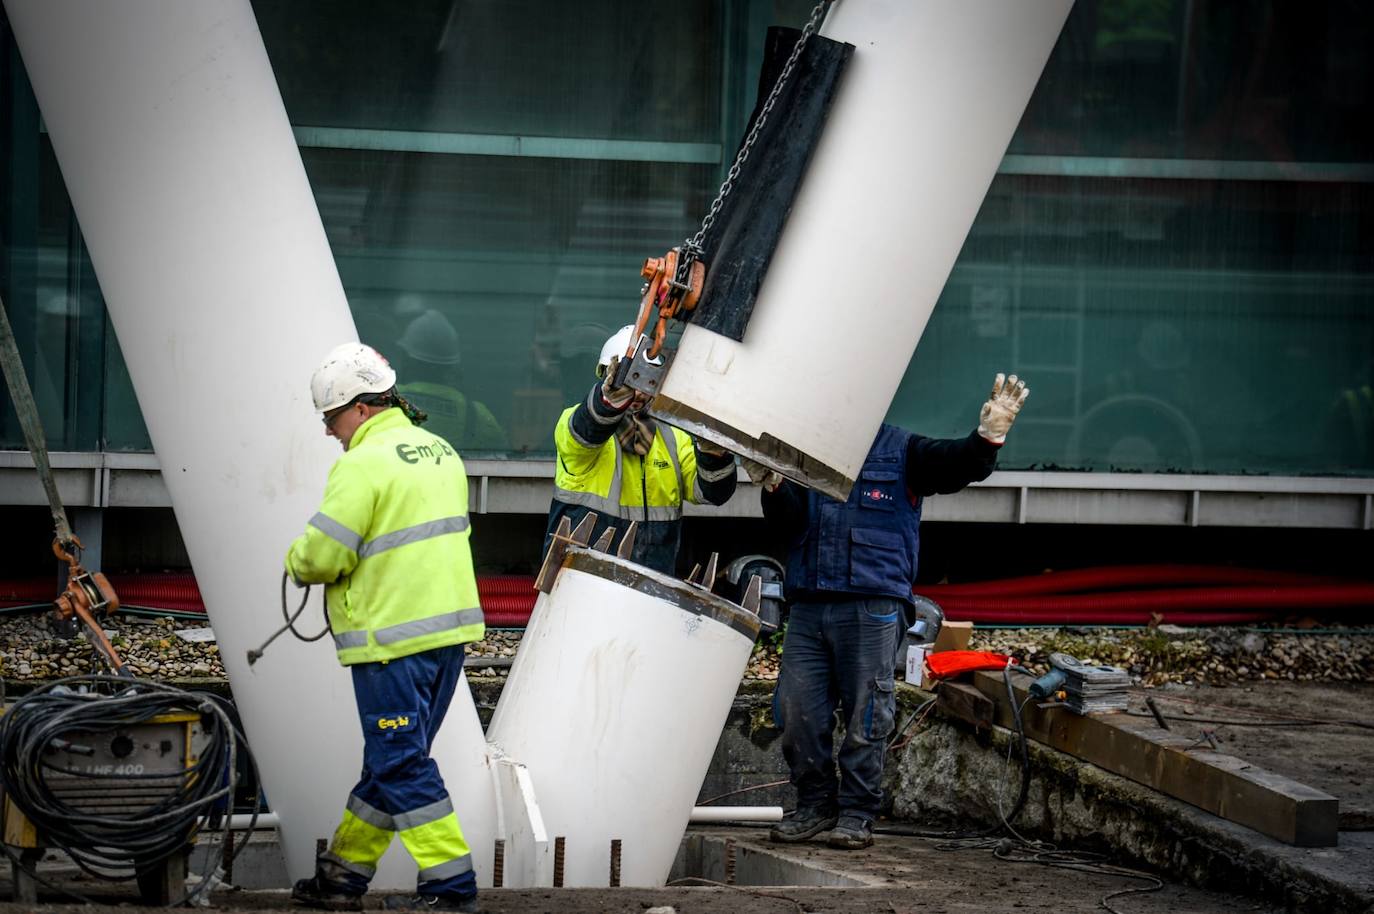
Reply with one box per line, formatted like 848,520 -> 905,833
762,373 -> 1029,850
544,324 -> 739,574
285,343 -> 485,914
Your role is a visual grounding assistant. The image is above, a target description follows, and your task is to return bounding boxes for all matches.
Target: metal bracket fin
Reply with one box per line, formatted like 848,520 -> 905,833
536,513 -> 601,593
701,552 -> 718,592
741,573 -> 763,615
615,521 -> 639,560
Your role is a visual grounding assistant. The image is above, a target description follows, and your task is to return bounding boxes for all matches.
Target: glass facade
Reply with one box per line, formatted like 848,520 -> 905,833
2,1 -> 1371,475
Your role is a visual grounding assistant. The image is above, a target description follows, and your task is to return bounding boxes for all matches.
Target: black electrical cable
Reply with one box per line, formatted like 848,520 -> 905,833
1123,709 -> 1374,730
246,572 -> 329,665
887,697 -> 937,753
0,673 -> 261,906
877,665 -> 1164,914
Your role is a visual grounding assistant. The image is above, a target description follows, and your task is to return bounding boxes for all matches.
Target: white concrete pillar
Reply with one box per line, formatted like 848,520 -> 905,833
3,0 -> 496,886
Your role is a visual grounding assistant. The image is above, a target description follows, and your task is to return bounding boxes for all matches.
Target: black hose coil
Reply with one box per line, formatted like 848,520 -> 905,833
0,674 -> 259,903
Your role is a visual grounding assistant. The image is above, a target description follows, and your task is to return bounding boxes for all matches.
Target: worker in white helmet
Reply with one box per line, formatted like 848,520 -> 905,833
393,308 -> 507,452
285,342 -> 483,913
543,324 -> 738,574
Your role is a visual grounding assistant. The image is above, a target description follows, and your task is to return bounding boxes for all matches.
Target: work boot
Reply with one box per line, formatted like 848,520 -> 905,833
827,815 -> 874,850
290,874 -> 364,912
769,806 -> 838,843
381,893 -> 483,913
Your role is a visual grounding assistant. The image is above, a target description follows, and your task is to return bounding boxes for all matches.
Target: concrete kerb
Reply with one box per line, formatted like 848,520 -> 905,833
892,684 -> 1374,914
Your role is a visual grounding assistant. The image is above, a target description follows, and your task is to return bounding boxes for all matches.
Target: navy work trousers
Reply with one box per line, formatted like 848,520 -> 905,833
772,597 -> 904,821
334,643 -> 476,899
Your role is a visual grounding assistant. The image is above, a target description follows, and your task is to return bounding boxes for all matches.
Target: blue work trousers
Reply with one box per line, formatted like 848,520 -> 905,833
773,598 -> 903,821
331,644 -> 476,899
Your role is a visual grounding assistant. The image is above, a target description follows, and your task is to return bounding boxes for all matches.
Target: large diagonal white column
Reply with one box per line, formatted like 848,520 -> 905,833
3,0 -> 496,886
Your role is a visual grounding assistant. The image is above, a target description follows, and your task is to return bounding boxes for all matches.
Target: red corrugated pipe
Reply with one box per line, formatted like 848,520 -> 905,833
0,573 -> 544,626
915,564 -> 1346,597
5,566 -> 1370,628
915,566 -> 1374,626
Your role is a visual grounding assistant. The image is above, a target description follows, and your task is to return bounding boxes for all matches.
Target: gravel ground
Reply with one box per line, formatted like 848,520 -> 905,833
1,611 -> 1370,688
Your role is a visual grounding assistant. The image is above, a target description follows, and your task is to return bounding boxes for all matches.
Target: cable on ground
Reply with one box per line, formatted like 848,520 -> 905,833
876,662 -> 1164,913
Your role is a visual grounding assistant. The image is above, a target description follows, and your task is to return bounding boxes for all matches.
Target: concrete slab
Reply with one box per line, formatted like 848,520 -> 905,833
0,827 -> 1283,913
899,692 -> 1374,914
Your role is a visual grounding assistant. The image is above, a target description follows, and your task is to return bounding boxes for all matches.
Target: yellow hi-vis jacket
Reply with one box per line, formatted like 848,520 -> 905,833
285,408 -> 485,664
546,401 -> 737,574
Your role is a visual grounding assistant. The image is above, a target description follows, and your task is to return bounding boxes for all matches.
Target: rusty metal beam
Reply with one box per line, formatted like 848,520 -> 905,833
970,671 -> 1338,847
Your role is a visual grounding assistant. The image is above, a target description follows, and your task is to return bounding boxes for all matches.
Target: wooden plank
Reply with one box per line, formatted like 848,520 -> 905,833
971,671 -> 1339,847
936,681 -> 994,731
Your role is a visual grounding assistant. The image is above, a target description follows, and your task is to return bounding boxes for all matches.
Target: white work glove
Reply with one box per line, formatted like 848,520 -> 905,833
599,356 -> 634,409
977,372 -> 1029,445
741,458 -> 784,492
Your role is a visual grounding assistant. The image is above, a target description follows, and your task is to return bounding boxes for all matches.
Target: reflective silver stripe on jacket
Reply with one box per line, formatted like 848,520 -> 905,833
334,630 -> 369,650
658,423 -> 685,499
374,606 -> 485,645
553,423 -> 685,521
359,515 -> 469,559
585,386 -> 622,425
551,489 -> 682,522
347,794 -> 395,830
392,797 -> 454,832
567,400 -> 600,448
696,459 -> 734,483
310,512 -> 363,553
418,854 -> 474,882
552,487 -> 622,516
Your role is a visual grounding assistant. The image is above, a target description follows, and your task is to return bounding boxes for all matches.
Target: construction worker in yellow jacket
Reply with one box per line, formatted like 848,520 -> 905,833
285,343 -> 484,914
543,325 -> 738,574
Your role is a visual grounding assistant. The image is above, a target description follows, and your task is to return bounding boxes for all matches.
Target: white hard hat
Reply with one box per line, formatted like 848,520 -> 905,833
310,343 -> 397,412
597,325 -> 636,377
397,309 -> 462,366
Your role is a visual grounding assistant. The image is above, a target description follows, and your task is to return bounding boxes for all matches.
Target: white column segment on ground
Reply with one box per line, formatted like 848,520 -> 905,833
486,561 -> 757,887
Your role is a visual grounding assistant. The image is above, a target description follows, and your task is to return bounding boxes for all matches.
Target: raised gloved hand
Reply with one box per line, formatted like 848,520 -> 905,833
977,372 -> 1029,445
694,436 -> 729,458
599,356 -> 635,409
741,457 -> 784,492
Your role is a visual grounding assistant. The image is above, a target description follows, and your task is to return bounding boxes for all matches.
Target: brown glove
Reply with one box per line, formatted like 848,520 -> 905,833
741,458 -> 784,492
599,356 -> 635,409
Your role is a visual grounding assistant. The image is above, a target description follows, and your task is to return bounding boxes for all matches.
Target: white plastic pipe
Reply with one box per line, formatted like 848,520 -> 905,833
2,0 -> 497,887
689,806 -> 783,823
655,0 -> 1075,499
486,551 -> 760,887
227,813 -> 281,831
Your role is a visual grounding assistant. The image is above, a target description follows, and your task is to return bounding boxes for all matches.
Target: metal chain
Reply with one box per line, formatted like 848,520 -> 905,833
679,0 -> 837,277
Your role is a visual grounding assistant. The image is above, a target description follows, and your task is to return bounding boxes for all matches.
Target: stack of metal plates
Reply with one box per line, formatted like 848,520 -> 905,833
1050,652 -> 1131,714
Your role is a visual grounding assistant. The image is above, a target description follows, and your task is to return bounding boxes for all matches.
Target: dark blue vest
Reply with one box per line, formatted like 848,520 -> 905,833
785,424 -> 921,605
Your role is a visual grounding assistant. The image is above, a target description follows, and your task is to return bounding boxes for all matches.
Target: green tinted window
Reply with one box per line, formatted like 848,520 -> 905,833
3,1 -> 1370,477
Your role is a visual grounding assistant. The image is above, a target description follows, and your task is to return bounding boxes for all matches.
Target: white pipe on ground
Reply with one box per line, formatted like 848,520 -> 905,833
227,813 -> 281,831
689,806 -> 784,823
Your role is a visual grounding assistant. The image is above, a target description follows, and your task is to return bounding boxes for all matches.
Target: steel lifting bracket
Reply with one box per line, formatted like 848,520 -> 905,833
612,333 -> 676,399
